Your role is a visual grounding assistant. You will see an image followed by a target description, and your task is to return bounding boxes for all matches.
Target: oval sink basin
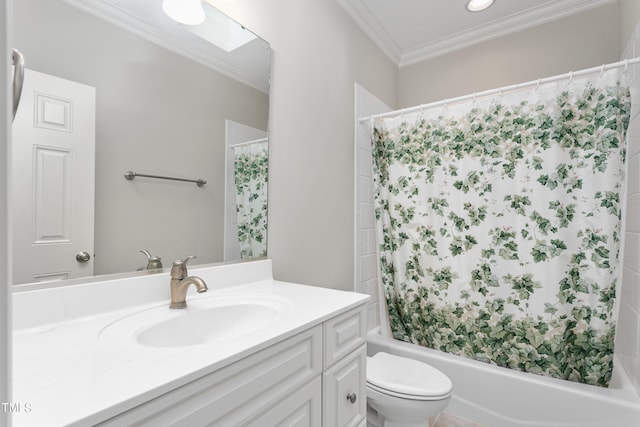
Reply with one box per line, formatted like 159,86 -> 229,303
99,295 -> 289,348
138,303 -> 279,347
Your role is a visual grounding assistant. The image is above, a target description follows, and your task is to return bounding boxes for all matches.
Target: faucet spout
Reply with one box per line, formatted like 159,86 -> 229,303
169,257 -> 207,309
170,276 -> 208,309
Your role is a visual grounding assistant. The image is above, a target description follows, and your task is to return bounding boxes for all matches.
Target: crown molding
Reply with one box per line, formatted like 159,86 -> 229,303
335,0 -> 402,65
400,0 -> 616,67
59,0 -> 269,94
337,0 -> 617,69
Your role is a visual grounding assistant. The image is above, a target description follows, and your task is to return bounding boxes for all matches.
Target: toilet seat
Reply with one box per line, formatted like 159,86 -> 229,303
367,352 -> 453,400
366,381 -> 450,401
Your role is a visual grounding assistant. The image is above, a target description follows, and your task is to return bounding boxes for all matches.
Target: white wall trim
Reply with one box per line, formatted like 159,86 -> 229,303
622,19 -> 640,60
354,83 -> 392,332
400,0 -> 617,67
338,0 -> 617,68
618,17 -> 640,397
2,1 -> 12,423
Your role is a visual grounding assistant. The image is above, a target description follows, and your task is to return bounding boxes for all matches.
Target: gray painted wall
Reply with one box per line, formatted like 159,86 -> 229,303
13,0 -> 268,275
215,0 -> 398,290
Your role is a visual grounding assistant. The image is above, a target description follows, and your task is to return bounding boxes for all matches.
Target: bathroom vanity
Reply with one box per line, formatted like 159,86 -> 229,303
12,259 -> 369,426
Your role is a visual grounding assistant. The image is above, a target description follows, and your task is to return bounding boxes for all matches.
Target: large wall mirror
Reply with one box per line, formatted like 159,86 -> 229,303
11,0 -> 270,285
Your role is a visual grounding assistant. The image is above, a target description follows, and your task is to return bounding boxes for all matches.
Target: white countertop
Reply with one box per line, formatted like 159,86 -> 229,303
12,260 -> 369,426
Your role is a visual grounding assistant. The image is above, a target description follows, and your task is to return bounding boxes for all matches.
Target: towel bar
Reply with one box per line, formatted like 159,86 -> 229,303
124,171 -> 206,187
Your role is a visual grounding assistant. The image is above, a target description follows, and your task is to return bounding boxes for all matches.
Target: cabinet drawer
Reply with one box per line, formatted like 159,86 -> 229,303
100,326 -> 322,426
324,305 -> 367,369
247,376 -> 322,427
322,345 -> 366,427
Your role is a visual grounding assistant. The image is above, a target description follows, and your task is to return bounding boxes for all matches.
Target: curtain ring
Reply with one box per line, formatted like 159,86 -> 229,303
535,78 -> 541,91
624,59 -> 629,73
568,71 -> 573,84
600,64 -> 605,78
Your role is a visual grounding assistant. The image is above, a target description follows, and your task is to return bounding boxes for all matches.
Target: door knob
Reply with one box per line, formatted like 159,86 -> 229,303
346,393 -> 357,404
76,251 -> 91,263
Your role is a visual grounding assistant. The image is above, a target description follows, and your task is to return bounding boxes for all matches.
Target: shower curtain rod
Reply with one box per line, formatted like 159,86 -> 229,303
359,56 -> 640,123
229,137 -> 268,148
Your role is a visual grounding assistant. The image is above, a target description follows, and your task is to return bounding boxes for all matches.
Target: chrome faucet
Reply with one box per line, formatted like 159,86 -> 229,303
140,249 -> 163,270
169,256 -> 208,309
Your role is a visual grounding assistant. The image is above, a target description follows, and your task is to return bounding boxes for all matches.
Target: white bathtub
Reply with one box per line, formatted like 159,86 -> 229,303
367,332 -> 640,427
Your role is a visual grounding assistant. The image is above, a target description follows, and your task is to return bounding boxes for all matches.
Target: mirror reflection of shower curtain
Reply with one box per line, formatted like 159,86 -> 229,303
233,140 -> 268,259
370,66 -> 632,387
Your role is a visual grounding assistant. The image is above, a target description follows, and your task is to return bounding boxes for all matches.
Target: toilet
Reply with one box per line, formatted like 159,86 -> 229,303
366,352 -> 453,427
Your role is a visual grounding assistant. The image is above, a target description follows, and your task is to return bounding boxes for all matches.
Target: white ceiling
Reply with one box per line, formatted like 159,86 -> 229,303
336,0 -> 616,67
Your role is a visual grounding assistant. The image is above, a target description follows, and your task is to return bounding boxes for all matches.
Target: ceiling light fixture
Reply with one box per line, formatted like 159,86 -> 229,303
162,0 -> 206,25
466,0 -> 495,12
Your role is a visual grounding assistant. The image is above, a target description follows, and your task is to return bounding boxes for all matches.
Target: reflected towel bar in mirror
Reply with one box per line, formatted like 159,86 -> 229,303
124,171 -> 207,187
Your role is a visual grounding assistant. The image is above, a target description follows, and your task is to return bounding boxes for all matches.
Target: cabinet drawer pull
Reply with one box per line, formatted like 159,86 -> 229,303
346,393 -> 357,404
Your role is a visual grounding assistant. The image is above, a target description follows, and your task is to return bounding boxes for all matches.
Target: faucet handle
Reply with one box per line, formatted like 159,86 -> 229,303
171,256 -> 197,279
140,249 -> 163,270
182,255 -> 197,265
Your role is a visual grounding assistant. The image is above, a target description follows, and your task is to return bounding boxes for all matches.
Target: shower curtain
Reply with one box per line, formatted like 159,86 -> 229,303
233,141 -> 268,258
371,68 -> 631,386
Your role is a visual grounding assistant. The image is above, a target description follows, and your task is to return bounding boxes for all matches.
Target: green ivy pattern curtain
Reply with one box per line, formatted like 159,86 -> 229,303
371,70 -> 631,387
233,141 -> 268,259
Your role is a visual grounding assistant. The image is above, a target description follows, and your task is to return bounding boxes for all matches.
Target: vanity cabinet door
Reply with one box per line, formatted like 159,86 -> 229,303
324,306 -> 367,369
322,345 -> 366,427
246,376 -> 322,427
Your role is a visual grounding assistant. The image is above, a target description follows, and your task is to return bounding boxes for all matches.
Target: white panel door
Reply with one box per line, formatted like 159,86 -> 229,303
12,69 -> 95,284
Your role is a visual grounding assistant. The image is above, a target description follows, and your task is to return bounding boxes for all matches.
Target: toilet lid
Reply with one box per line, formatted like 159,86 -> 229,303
367,352 -> 453,398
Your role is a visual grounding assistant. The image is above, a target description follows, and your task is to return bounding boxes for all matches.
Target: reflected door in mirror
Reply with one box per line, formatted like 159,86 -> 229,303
12,69 -> 96,285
